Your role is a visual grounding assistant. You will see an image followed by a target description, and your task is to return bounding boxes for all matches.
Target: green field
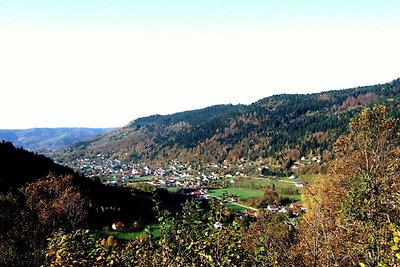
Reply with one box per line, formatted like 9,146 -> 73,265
208,188 -> 264,198
208,188 -> 260,213
225,202 -> 249,213
127,176 -> 157,182
236,178 -> 294,187
166,187 -> 179,193
210,178 -> 304,206
229,178 -> 296,191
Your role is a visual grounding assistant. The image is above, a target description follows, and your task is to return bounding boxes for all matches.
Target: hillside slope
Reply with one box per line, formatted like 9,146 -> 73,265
0,141 -> 76,192
60,78 -> 400,165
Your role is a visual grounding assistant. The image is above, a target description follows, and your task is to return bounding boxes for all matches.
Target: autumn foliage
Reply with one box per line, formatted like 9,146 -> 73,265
295,106 -> 400,266
0,174 -> 88,266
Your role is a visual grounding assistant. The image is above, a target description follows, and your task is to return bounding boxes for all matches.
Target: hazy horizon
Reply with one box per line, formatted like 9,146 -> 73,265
0,77 -> 398,131
1,1 -> 400,129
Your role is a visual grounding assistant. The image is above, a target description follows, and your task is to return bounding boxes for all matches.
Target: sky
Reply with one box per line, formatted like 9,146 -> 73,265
1,1 -> 400,129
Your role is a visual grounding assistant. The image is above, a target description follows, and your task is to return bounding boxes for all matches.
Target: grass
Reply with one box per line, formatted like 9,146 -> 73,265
225,202 -> 248,213
231,178 -> 283,187
107,231 -> 143,240
208,188 -> 264,199
231,178 -> 298,192
166,187 -> 179,193
127,176 -> 157,182
215,178 -> 303,205
105,223 -> 161,240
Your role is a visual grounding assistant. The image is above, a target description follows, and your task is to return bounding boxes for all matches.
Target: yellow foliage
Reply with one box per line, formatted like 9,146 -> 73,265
294,105 -> 400,266
106,236 -> 117,247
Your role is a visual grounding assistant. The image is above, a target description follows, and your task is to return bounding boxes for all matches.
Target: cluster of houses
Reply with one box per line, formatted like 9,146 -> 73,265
144,175 -> 218,189
66,156 -> 260,187
67,155 -> 283,182
63,154 -> 315,236
241,203 -> 306,219
66,152 -> 322,187
265,203 -> 306,216
66,157 -> 159,180
67,157 -> 305,209
67,156 -> 307,214
291,156 -> 323,170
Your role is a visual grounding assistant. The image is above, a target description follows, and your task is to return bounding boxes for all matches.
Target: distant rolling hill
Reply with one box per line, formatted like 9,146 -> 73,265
59,78 -> 400,165
0,128 -> 114,152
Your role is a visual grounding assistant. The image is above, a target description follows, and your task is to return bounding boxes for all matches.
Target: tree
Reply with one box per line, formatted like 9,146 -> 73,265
45,200 -> 253,266
294,105 -> 400,266
260,188 -> 281,207
21,174 -> 88,232
242,212 -> 295,266
0,174 -> 88,266
333,105 -> 400,265
0,191 -> 37,266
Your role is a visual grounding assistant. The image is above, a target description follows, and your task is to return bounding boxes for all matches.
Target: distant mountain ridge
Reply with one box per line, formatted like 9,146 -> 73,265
0,127 -> 114,152
60,78 -> 400,165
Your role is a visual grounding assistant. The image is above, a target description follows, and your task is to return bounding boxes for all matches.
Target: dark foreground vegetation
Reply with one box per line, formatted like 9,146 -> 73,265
1,105 -> 399,266
0,141 -> 179,266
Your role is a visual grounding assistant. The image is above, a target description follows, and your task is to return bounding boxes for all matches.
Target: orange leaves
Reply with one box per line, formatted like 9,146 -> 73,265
20,174 -> 88,231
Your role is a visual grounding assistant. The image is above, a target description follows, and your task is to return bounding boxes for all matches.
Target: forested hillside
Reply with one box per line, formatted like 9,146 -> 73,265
0,141 -> 75,192
60,78 -> 400,165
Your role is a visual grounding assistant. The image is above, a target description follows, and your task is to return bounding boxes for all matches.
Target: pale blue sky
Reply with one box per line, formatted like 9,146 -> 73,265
1,1 -> 400,128
2,1 -> 400,29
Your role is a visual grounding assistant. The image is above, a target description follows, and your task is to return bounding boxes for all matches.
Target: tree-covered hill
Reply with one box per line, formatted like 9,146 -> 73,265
60,78 -> 400,165
0,141 -> 76,192
0,141 -> 158,224
0,141 -> 162,266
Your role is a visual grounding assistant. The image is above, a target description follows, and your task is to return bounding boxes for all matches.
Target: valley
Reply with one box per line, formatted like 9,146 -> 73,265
1,78 -> 399,266
64,152 -> 312,216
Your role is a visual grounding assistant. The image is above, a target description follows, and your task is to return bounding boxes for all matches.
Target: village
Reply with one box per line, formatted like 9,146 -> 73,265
64,154 -> 313,219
